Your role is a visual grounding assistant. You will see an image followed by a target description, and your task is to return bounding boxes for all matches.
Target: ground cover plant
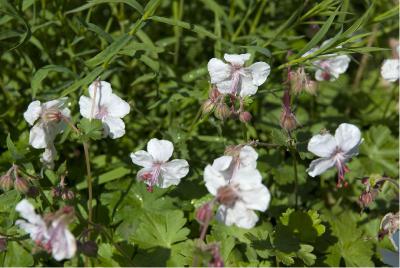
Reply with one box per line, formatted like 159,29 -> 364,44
0,0 -> 399,266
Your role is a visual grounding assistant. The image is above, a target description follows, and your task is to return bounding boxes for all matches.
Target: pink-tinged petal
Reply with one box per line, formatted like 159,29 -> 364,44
212,155 -> 233,171
89,81 -> 113,106
381,59 -> 400,82
42,97 -> 68,110
78,96 -> 92,119
50,220 -> 76,261
328,55 -> 350,74
239,75 -> 258,97
102,117 -> 125,139
147,138 -> 174,162
204,164 -> 228,196
216,202 -> 259,229
160,159 -> 189,187
247,62 -> 270,86
29,123 -> 49,149
240,184 -> 270,212
24,101 -> 42,125
105,94 -> 130,118
232,167 -> 262,190
41,143 -> 57,169
334,123 -> 362,154
130,150 -> 154,168
223,53 -> 250,65
16,200 -> 43,225
307,133 -> 337,157
314,69 -> 326,81
306,157 -> 335,177
239,145 -> 258,169
207,58 -> 231,84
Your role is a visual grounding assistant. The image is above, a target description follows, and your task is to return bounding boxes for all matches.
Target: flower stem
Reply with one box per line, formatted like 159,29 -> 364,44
83,142 -> 93,227
290,147 -> 299,209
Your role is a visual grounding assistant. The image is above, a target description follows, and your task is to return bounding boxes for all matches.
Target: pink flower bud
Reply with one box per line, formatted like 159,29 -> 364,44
196,203 -> 213,225
214,103 -> 230,120
0,174 -> 13,191
14,177 -> 29,193
202,99 -> 215,115
280,110 -> 299,131
78,240 -> 98,257
61,189 -> 75,200
0,238 -> 7,252
304,80 -> 317,95
239,111 -> 252,123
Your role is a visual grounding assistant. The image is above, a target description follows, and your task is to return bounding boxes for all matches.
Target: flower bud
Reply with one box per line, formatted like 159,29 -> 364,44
51,186 -> 62,198
61,189 -> 75,200
280,110 -> 299,131
196,203 -> 213,225
0,174 -> 13,191
209,244 -> 224,267
0,237 -> 7,252
209,86 -> 221,100
239,111 -> 252,123
14,177 -> 29,193
78,240 -> 98,257
26,186 -> 40,198
289,70 -> 303,94
202,100 -> 215,115
214,103 -> 230,120
304,80 -> 317,95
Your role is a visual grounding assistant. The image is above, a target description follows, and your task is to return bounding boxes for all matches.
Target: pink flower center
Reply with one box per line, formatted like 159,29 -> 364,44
95,105 -> 108,119
332,149 -> 349,188
139,163 -> 162,192
319,61 -> 331,81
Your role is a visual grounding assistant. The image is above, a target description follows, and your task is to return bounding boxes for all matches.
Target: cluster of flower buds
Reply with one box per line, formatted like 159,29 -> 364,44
289,67 -> 317,95
0,165 -> 31,193
207,243 -> 224,267
195,242 -> 224,267
358,175 -> 385,209
51,174 -> 74,201
280,90 -> 300,132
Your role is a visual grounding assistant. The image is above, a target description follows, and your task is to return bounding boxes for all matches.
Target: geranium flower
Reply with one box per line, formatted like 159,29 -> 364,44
79,80 -> 130,139
23,98 -> 71,168
15,199 -> 77,261
304,39 -> 350,81
207,53 -> 270,97
307,123 -> 363,187
130,138 -> 189,192
204,155 -> 270,229
381,45 -> 400,82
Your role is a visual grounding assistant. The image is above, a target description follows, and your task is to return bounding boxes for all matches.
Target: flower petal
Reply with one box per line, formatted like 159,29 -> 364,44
78,96 -> 92,119
224,53 -> 250,65
232,167 -> 263,189
212,155 -> 233,171
306,157 -> 335,177
102,116 -> 126,139
147,138 -> 174,162
89,81 -> 113,106
381,59 -> 400,82
16,199 -> 43,225
307,133 -> 337,157
239,75 -> 258,97
130,150 -> 154,168
239,145 -> 258,169
216,80 -> 233,94
160,159 -> 189,187
247,62 -> 270,86
327,55 -> 350,76
216,202 -> 259,229
24,101 -> 42,125
334,123 -> 362,154
105,94 -> 130,118
240,184 -> 270,212
29,123 -> 49,149
50,220 -> 76,261
207,58 -> 231,84
41,143 -> 57,169
204,164 -> 227,196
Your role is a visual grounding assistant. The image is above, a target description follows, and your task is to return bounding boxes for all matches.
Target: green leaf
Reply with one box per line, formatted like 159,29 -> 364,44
78,118 -> 103,141
1,241 -> 34,266
66,0 -> 144,15
6,134 -> 24,160
61,66 -> 104,96
296,244 -> 316,266
131,210 -> 190,249
85,34 -> 132,67
31,65 -> 75,98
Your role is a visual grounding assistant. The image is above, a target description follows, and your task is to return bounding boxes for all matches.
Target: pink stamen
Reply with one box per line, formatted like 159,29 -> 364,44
139,164 -> 162,192
95,106 -> 108,119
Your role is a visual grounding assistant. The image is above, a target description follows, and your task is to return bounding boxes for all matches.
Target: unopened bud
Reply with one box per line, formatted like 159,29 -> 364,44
202,100 -> 215,115
196,203 -> 213,225
214,103 -> 230,120
209,244 -> 224,267
280,110 -> 299,131
0,238 -> 7,252
239,111 -> 252,123
14,177 -> 29,193
305,80 -> 317,95
26,186 -> 40,198
209,87 -> 221,100
289,70 -> 303,94
61,189 -> 75,200
51,186 -> 62,198
0,174 -> 13,191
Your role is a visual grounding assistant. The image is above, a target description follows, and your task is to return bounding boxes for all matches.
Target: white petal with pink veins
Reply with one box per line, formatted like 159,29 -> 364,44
306,157 -> 336,177
307,133 -> 337,158
24,100 -> 42,125
147,138 -> 174,162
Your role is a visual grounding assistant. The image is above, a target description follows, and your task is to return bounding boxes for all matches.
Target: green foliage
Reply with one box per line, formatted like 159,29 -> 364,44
0,0 -> 398,266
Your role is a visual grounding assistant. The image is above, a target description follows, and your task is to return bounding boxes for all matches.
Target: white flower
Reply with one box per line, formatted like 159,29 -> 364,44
15,199 -> 76,261
130,138 -> 189,191
204,155 -> 270,229
23,98 -> 71,168
381,45 -> 400,83
207,53 -> 270,97
225,145 -> 258,170
307,123 -> 363,187
304,39 -> 350,81
79,80 -> 130,139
